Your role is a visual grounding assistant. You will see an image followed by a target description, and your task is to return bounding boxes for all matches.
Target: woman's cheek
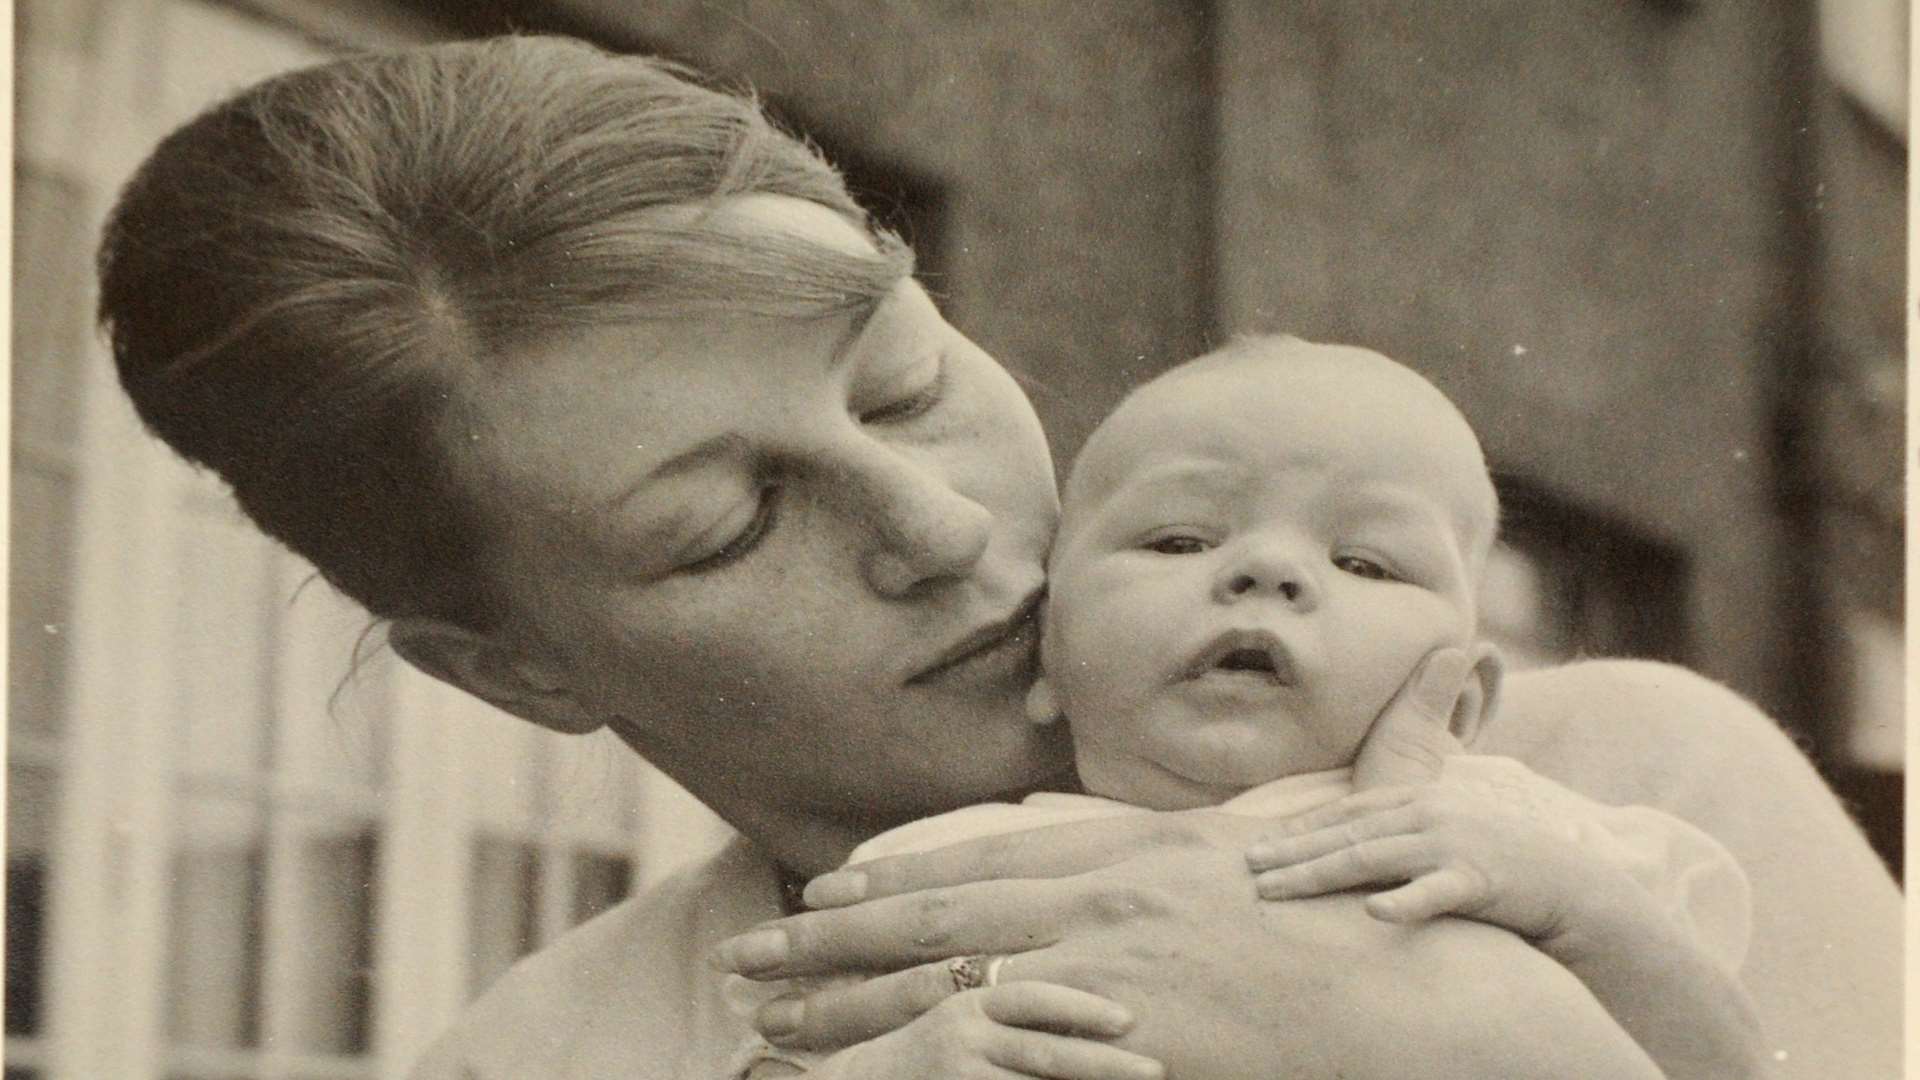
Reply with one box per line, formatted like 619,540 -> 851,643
962,354 -> 1056,494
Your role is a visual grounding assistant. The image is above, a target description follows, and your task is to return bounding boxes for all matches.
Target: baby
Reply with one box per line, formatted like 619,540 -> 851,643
738,337 -> 1758,1080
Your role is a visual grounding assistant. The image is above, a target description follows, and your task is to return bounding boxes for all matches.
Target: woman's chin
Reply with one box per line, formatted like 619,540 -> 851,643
920,726 -> 1078,812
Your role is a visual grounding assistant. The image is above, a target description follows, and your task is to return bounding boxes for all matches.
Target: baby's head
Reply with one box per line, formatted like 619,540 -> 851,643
1032,336 -> 1503,809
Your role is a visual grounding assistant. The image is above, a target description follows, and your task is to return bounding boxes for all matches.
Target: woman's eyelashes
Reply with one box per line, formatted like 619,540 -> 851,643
671,355 -> 942,579
681,486 -> 781,574
856,354 -> 947,425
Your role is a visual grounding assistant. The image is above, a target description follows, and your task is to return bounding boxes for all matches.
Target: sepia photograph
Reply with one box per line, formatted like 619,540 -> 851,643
8,2 -> 1907,1078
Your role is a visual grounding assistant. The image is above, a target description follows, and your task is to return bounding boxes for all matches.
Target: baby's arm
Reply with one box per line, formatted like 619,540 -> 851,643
1244,785 -> 1768,1080
744,982 -> 1162,1080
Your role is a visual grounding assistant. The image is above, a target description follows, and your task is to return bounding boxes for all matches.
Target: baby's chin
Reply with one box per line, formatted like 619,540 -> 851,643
1075,750 -> 1254,811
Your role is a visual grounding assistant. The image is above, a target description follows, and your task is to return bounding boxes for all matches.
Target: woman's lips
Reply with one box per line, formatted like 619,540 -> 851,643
907,588 -> 1044,687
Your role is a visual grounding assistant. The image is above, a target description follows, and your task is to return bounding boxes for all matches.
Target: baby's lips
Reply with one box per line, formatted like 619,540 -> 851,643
1182,626 -> 1298,684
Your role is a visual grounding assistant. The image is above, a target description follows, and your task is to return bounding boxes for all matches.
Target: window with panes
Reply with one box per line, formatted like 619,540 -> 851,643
8,5 -> 732,1079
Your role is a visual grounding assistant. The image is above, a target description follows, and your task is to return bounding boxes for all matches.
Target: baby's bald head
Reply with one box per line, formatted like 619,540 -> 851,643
1064,336 -> 1499,582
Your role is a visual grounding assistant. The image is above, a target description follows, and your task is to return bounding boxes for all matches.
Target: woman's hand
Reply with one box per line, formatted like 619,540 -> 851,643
785,647 -> 1472,915
712,649 -> 1470,1052
725,844 -> 1661,1079
793,983 -> 1164,1080
714,651 -> 1665,1078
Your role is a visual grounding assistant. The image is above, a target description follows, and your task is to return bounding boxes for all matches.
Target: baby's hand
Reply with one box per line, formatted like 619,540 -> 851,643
1244,784 -> 1619,945
809,983 -> 1163,1080
1247,785 -> 1770,1080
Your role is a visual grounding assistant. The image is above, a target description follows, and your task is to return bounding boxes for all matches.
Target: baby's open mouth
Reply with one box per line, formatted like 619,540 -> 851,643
1183,629 -> 1297,685
1217,648 -> 1277,673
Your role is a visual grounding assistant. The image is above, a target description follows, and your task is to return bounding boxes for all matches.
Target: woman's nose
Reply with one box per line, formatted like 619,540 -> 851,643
850,452 -> 994,597
1211,544 -> 1319,610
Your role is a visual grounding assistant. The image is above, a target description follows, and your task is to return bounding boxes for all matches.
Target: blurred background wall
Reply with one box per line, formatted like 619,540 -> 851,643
8,2 -> 1905,1078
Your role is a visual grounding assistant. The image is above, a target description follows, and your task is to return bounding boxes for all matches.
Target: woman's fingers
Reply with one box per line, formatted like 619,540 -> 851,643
1365,866 -> 1487,923
760,962 -> 1143,1060
719,877 -> 1063,979
757,960 -> 967,1049
977,980 -> 1135,1038
985,1025 -> 1165,1080
810,982 -> 1160,1080
1252,834 -> 1429,901
1350,647 -> 1470,790
804,813 -> 1224,908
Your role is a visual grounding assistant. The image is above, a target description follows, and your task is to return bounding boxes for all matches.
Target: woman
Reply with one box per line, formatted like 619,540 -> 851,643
98,35 -> 1898,1079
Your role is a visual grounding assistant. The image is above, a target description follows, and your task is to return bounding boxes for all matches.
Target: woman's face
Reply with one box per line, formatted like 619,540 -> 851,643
457,197 -> 1069,837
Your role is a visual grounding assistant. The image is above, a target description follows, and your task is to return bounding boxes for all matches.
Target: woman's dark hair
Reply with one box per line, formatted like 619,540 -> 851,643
98,35 -> 911,631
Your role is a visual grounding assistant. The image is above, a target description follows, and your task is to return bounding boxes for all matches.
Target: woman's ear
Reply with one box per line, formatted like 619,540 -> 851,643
387,617 -> 604,735
1024,675 -> 1063,726
1448,642 -> 1505,747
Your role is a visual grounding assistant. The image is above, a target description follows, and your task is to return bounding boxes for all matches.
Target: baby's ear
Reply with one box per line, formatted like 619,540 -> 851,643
1448,642 -> 1505,746
1025,675 -> 1063,726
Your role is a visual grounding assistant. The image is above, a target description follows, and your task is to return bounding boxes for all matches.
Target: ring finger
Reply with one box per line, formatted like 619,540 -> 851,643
758,953 -> 1024,1051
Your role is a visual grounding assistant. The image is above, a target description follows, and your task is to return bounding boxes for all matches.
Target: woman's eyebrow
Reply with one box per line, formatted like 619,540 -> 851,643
831,280 -> 927,371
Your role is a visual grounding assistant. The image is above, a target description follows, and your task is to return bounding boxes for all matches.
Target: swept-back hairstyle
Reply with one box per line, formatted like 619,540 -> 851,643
99,35 -> 911,631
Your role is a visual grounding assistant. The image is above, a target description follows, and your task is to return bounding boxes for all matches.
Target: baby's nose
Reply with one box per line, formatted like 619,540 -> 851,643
1212,548 -> 1320,610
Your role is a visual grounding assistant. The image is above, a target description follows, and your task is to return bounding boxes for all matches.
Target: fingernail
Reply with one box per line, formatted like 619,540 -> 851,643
755,998 -> 804,1041
802,869 -> 866,908
1126,1057 -> 1167,1080
710,928 -> 789,974
1096,1004 -> 1137,1037
1414,648 -> 1471,716
1253,870 -> 1291,900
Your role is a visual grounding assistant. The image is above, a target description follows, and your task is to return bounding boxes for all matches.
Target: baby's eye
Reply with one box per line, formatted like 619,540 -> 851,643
1332,554 -> 1397,581
1143,534 -> 1211,556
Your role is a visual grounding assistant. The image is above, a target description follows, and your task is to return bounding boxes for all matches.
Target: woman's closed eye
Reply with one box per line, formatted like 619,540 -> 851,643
856,354 -> 947,425
682,486 -> 781,574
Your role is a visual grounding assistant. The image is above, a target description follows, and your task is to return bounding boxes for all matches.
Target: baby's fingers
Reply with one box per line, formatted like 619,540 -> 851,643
1364,865 -> 1488,923
979,982 -> 1136,1038
985,1026 -> 1165,1080
1252,834 -> 1428,901
1257,787 -> 1421,844
1245,803 -> 1421,872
